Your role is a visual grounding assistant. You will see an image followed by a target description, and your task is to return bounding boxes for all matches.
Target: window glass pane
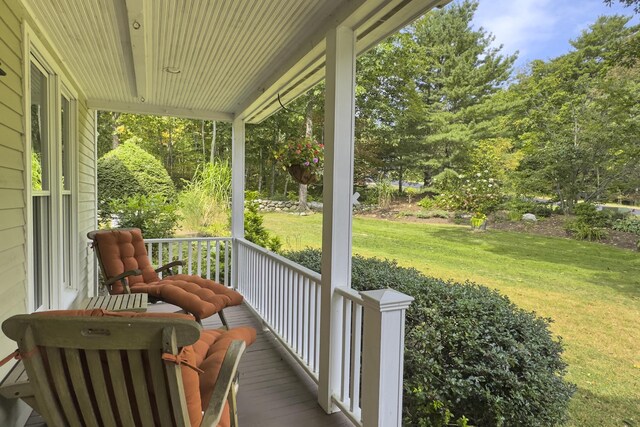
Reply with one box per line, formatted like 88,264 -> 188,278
61,96 -> 70,190
30,63 -> 49,191
63,195 -> 72,288
32,196 -> 49,309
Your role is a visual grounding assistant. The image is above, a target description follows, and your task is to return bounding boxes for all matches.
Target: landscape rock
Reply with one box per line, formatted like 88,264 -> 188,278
522,213 -> 537,222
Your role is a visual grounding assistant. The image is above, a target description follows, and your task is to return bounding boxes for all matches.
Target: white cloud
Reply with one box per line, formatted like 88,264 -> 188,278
469,0 -> 639,67
472,0 -> 558,59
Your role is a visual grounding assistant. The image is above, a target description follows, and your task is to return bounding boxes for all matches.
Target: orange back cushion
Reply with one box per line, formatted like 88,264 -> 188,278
93,229 -> 159,291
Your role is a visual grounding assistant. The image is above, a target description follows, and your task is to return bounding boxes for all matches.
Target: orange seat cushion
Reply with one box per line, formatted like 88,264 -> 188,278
92,228 -> 243,314
164,275 -> 243,307
130,279 -> 230,319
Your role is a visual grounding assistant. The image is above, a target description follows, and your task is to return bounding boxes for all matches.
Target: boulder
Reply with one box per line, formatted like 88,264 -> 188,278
522,213 -> 537,222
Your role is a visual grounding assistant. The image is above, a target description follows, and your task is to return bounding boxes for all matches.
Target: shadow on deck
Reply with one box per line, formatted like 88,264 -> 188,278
26,303 -> 351,427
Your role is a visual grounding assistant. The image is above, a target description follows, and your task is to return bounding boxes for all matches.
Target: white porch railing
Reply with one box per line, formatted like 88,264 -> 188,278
235,238 -> 412,427
236,238 -> 322,381
145,237 -> 233,285
144,236 -> 412,427
333,287 -> 365,425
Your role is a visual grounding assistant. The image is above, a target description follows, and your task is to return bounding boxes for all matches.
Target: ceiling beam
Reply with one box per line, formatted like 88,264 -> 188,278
87,99 -> 234,122
124,0 -> 150,101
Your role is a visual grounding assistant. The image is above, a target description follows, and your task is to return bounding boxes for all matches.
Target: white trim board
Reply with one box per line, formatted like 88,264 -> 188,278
86,99 -> 234,122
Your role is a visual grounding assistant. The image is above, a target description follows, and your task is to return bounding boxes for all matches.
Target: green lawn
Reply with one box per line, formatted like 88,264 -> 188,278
263,212 -> 640,427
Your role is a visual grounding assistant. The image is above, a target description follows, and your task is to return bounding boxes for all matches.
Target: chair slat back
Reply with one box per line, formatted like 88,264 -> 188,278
2,315 -> 201,427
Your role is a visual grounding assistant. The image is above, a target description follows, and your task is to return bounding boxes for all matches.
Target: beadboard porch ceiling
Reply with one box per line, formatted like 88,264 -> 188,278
22,0 -> 449,123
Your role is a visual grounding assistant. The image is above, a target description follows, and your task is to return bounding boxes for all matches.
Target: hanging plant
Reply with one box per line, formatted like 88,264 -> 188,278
274,137 -> 324,185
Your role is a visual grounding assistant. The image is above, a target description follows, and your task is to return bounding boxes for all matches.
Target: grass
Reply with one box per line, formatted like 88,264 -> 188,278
263,212 -> 640,427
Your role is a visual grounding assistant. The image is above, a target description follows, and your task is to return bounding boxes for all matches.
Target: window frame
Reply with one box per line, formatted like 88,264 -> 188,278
24,24 -> 80,311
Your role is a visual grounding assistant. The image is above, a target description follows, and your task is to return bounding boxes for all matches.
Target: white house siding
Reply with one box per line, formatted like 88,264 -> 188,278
0,1 -> 30,424
76,99 -> 97,296
0,0 -> 28,383
0,0 -> 97,376
0,0 -> 98,422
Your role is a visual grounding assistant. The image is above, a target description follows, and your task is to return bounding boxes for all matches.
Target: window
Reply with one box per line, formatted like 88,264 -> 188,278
28,47 -> 78,310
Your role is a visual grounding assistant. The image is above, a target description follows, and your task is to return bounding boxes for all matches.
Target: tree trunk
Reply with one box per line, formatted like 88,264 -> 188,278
283,175 -> 290,197
398,166 -> 404,194
298,183 -> 308,212
298,101 -> 314,211
270,129 -> 278,198
167,119 -> 174,176
201,120 -> 206,158
258,146 -> 263,193
210,121 -> 217,163
111,113 -> 121,149
270,163 -> 276,197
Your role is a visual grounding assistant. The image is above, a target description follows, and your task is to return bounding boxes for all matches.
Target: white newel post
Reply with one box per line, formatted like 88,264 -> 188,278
361,289 -> 413,427
231,117 -> 245,289
318,25 -> 357,413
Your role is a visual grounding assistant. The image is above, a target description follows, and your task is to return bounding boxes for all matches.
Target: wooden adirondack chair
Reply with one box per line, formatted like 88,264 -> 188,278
88,228 -> 243,327
1,310 -> 256,427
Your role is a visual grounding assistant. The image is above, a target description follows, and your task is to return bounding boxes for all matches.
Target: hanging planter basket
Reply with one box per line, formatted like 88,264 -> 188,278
287,164 -> 319,185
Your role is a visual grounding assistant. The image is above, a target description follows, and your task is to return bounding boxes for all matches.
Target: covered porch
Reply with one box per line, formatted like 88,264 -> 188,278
0,0 -> 452,425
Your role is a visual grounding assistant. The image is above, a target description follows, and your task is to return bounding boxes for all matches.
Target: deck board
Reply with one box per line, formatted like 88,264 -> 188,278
26,303 -> 352,427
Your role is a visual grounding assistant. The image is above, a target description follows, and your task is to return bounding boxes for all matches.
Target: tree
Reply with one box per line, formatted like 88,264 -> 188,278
604,0 -> 640,13
413,1 -> 516,185
97,112 -> 233,189
355,1 -> 516,190
507,16 -> 640,212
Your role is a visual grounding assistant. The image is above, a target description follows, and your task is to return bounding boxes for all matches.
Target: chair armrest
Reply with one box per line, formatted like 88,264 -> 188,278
200,340 -> 246,427
104,269 -> 142,287
155,260 -> 184,275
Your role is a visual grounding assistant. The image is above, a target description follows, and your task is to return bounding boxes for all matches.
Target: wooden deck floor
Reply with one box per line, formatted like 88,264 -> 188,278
26,303 -> 351,427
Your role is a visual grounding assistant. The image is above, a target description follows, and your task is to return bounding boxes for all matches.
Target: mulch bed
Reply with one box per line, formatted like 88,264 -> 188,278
490,215 -> 638,251
356,203 -> 639,251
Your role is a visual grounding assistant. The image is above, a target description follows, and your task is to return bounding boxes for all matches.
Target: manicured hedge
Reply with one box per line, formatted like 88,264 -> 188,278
97,140 -> 175,220
285,248 -> 575,426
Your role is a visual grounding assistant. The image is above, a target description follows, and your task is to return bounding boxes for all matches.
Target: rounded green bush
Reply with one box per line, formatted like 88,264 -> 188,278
98,139 -> 176,220
285,249 -> 575,427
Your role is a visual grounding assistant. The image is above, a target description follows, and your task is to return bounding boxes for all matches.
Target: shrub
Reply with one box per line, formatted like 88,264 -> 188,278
566,203 -> 610,241
573,203 -> 611,227
109,194 -> 179,238
405,187 -> 421,204
375,178 -> 394,209
432,169 -> 504,214
612,216 -> 640,235
505,199 -> 554,218
565,220 -> 608,241
98,139 -> 176,221
244,191 -> 282,252
178,162 -> 231,236
417,197 -> 436,210
285,249 -> 575,427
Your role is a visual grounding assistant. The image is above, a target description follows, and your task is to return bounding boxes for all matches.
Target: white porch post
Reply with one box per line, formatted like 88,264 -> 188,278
318,25 -> 356,413
231,117 -> 245,289
361,290 -> 413,427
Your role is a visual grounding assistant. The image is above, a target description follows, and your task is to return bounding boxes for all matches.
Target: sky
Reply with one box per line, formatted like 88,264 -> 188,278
469,0 -> 639,71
